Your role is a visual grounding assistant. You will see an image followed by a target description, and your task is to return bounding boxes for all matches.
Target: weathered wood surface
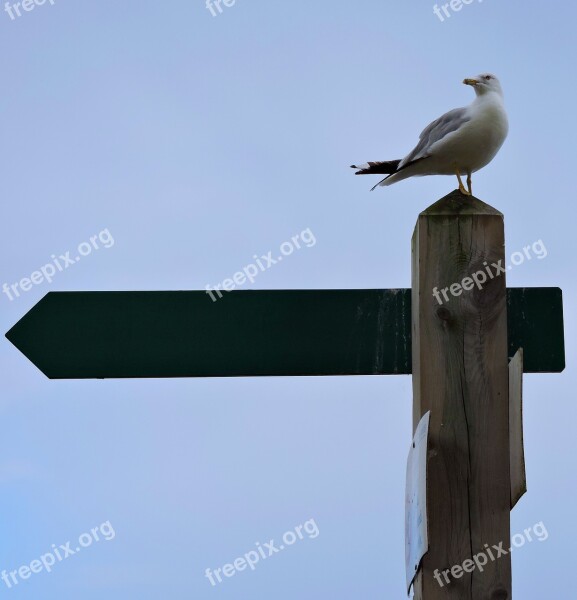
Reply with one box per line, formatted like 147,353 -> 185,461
411,191 -> 511,600
509,348 -> 526,508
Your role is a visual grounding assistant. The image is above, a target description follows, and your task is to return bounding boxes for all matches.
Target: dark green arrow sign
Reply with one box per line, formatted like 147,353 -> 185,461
5,288 -> 564,379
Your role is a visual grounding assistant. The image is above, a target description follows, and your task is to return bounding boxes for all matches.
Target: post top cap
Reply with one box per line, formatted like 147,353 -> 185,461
420,190 -> 503,217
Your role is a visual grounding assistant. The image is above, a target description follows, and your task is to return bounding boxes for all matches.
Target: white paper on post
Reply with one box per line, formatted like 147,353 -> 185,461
405,410 -> 430,594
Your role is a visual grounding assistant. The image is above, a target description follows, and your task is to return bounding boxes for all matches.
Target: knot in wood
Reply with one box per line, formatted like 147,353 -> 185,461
436,306 -> 451,322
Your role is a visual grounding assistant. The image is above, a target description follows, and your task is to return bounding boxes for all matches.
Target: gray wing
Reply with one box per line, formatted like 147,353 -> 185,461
398,107 -> 470,168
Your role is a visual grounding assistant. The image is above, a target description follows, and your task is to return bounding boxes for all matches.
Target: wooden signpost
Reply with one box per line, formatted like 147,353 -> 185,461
5,288 -> 563,380
5,190 -> 565,598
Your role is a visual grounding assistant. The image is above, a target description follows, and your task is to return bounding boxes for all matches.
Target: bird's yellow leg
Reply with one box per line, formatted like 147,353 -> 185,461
466,173 -> 473,195
455,169 -> 471,195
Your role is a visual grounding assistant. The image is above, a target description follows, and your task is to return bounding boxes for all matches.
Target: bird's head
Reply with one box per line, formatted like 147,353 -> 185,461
463,73 -> 503,97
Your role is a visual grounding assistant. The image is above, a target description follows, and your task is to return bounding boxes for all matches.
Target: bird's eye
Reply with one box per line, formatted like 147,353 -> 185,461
484,75 -> 492,80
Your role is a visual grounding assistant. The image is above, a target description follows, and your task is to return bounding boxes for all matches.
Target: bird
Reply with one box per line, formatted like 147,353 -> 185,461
351,73 -> 508,195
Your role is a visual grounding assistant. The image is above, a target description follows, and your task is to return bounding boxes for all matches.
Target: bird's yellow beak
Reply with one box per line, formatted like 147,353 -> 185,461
463,78 -> 479,86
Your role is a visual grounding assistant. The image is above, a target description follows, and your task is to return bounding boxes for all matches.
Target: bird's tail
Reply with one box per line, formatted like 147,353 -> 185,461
351,157 -> 428,191
350,160 -> 402,191
350,160 -> 401,176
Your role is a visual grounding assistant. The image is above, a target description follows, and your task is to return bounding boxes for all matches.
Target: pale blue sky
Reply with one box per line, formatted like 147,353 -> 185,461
1,1 -> 576,598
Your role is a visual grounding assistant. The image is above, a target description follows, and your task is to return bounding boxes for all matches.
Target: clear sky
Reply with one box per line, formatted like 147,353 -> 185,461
1,1 -> 575,598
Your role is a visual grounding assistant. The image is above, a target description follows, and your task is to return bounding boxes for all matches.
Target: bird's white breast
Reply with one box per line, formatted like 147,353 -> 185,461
429,93 -> 508,174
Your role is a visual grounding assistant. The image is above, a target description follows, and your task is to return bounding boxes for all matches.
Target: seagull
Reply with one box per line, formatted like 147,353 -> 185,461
351,74 -> 508,195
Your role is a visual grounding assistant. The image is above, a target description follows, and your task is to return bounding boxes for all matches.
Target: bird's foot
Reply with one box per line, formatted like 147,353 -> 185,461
455,171 -> 471,196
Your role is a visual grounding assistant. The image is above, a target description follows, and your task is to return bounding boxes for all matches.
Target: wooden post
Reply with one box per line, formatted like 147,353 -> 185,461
411,191 -> 512,599
509,348 -> 526,509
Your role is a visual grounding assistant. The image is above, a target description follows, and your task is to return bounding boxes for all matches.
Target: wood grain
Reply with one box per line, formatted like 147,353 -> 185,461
509,348 -> 526,508
411,190 -> 511,600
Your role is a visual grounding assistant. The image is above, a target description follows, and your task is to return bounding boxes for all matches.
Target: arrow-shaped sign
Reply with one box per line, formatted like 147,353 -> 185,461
5,288 -> 564,379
